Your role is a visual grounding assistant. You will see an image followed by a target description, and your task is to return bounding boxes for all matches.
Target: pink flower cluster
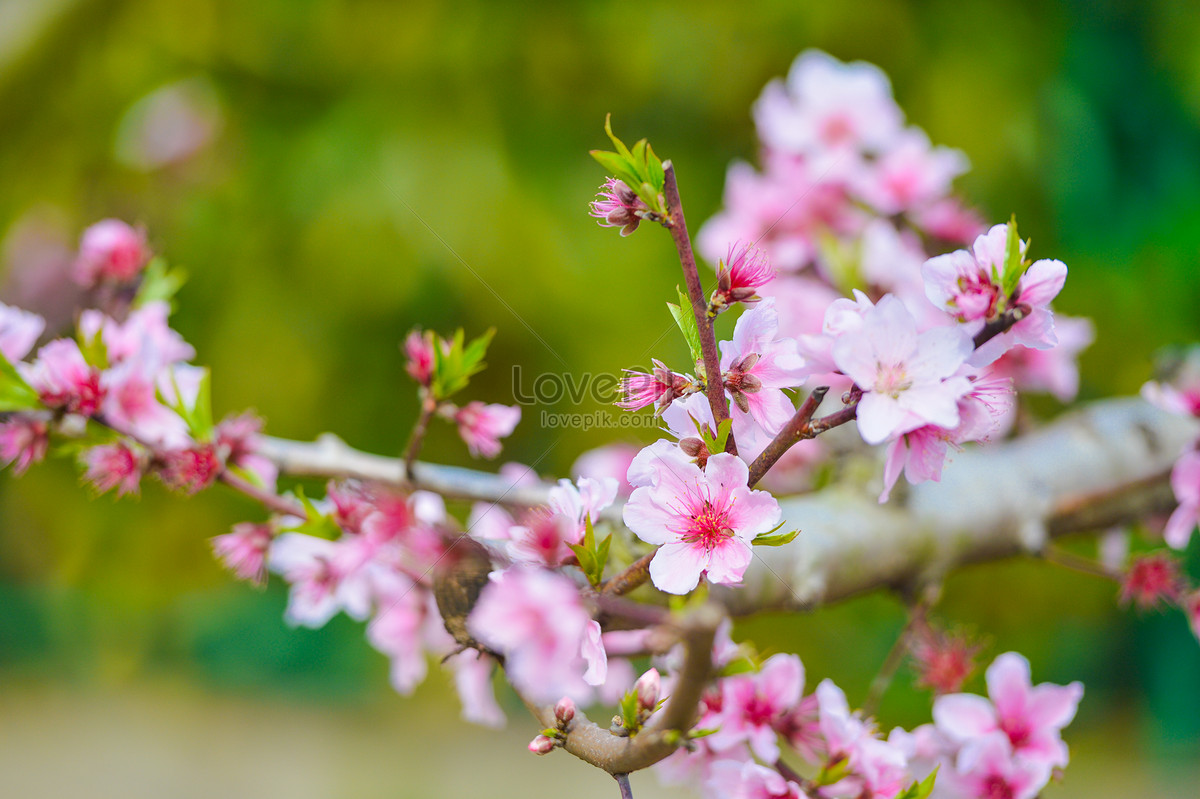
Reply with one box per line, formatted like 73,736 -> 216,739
657,649 -> 1081,799
903,652 -> 1083,799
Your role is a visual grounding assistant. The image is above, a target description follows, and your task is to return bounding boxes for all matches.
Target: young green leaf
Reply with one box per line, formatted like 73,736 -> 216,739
667,287 -> 703,364
133,257 -> 188,310
0,351 -> 42,412
431,327 -> 495,400
1000,214 -> 1029,298
751,529 -> 800,547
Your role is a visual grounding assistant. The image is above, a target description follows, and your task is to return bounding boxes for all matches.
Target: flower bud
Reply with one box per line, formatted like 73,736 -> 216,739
634,667 -> 660,711
528,734 -> 556,755
73,219 -> 151,287
554,696 -> 576,726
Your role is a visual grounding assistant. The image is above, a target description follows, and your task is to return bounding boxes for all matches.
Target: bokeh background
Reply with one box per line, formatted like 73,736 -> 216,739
1,0 -> 1199,796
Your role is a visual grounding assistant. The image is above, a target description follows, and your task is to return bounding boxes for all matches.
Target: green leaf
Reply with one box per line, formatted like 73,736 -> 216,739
816,757 -> 851,787
280,487 -> 341,538
619,689 -> 641,734
1000,214 -> 1028,298
589,150 -> 642,191
133,257 -> 187,309
431,327 -> 494,400
0,351 -> 42,412
667,287 -> 703,364
77,327 -> 109,371
752,529 -> 800,547
568,514 -> 610,588
895,767 -> 939,799
591,115 -> 668,215
161,367 -> 214,441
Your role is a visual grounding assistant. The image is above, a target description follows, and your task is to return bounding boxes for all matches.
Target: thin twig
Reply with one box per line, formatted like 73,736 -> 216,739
662,162 -> 735,455
218,470 -> 306,518
614,773 -> 634,799
1041,546 -> 1121,582
747,386 -> 830,487
402,393 -> 438,481
601,551 -> 656,596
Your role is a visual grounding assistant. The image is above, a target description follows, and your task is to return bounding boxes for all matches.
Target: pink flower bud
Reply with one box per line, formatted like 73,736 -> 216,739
82,442 -> 145,497
454,402 -> 521,459
910,624 -> 980,696
158,443 -> 221,494
528,734 -> 556,755
73,219 -> 151,287
212,522 -> 273,584
589,178 -> 648,236
0,417 -> 49,475
554,696 -> 576,725
404,329 -> 436,386
1120,553 -> 1183,609
634,667 -> 660,711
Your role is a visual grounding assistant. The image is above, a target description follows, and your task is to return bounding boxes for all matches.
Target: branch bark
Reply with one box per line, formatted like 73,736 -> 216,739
522,603 -> 723,775
718,398 -> 1198,614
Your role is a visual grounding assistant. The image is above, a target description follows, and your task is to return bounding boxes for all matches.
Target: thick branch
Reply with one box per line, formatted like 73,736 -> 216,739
662,162 -> 733,454
258,433 -> 552,507
522,603 -> 722,775
718,398 -> 1198,614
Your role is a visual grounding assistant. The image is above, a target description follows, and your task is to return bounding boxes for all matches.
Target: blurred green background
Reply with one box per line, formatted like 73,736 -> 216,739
1,0 -> 1199,796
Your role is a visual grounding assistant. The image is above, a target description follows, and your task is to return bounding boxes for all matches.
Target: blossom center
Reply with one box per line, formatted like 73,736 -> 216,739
681,499 -> 735,551
873,362 -> 911,397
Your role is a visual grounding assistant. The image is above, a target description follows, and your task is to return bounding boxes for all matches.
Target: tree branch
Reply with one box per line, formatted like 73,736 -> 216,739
521,603 -> 722,776
662,162 -> 734,454
718,398 -> 1197,615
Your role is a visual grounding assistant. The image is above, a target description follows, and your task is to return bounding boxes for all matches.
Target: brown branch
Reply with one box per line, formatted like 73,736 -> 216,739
521,603 -> 723,776
972,304 -> 1028,350
662,162 -> 734,455
402,393 -> 438,481
601,551 -> 655,596
747,386 -> 830,487
217,470 -> 306,518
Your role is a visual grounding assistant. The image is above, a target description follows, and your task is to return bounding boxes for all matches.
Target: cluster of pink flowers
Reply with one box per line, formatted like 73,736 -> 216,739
904,652 -> 1084,799
655,647 -> 1081,799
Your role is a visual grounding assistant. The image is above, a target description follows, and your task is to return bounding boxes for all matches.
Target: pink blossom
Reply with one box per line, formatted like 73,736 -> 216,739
366,571 -> 434,695
454,401 -> 520,459
1142,350 -> 1200,417
215,412 -> 277,490
719,298 -> 808,436
942,732 -> 1052,799
617,359 -> 694,413
706,761 -> 806,799
933,652 -> 1082,771
623,451 -> 781,594
404,329 -> 435,386
832,295 -> 973,445
73,219 -> 150,286
157,443 -> 221,494
0,417 -> 49,474
100,362 -> 191,448
85,302 -> 195,370
909,625 -> 981,696
754,50 -> 903,158
590,178 -> 648,236
708,653 -> 805,762
81,442 -> 144,497
506,507 -> 580,566
0,301 -> 44,362
547,475 -> 619,538
879,374 -> 1013,502
1165,450 -> 1200,549
1120,552 -> 1183,608
446,649 -> 506,728
712,241 -> 776,311
912,197 -> 987,244
661,392 -> 774,467
855,129 -> 969,216
571,443 -> 639,497
24,338 -> 106,416
923,223 -> 1067,352
985,315 -> 1093,401
268,533 -> 375,628
467,566 -> 601,703
211,522 -> 273,584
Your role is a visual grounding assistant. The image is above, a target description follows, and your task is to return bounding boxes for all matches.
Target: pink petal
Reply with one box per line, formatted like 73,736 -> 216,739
704,538 -> 753,586
857,392 -> 914,445
1027,681 -> 1083,729
649,540 -> 709,594
1018,259 -> 1067,307
933,693 -> 997,741
986,652 -> 1033,721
